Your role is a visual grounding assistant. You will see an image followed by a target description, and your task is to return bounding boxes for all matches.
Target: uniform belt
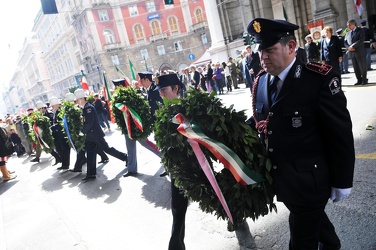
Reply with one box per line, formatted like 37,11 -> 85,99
364,41 -> 371,43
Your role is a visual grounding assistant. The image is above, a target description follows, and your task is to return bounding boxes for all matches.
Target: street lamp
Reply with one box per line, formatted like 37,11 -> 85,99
143,56 -> 149,71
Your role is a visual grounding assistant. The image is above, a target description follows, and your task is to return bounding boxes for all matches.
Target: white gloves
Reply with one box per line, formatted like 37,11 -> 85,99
79,132 -> 84,136
330,187 -> 352,203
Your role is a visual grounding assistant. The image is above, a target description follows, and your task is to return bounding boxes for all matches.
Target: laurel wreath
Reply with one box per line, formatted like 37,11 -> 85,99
21,114 -> 35,144
27,111 -> 55,153
59,100 -> 86,152
112,87 -> 154,140
154,90 -> 276,231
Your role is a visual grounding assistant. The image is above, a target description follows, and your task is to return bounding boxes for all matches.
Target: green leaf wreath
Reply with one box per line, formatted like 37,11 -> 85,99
154,90 -> 276,231
59,100 -> 86,152
112,87 -> 154,140
21,114 -> 35,144
28,111 -> 55,153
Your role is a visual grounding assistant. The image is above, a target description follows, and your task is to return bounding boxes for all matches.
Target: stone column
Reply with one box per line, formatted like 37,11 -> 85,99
203,0 -> 228,63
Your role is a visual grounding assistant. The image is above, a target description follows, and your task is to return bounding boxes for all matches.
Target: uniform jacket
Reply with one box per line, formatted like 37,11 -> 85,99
344,27 -> 366,58
252,59 -> 355,205
51,108 -> 65,139
147,82 -> 163,121
82,102 -> 105,142
361,26 -> 375,49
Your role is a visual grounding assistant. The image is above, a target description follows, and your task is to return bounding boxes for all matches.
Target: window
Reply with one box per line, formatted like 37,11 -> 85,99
134,24 -> 144,40
98,10 -> 109,21
111,55 -> 120,65
201,33 -> 208,44
103,29 -> 115,44
173,41 -> 182,51
129,5 -> 138,17
140,49 -> 149,60
168,16 -> 178,33
157,45 -> 166,55
151,20 -> 161,35
146,1 -> 156,13
195,8 -> 204,23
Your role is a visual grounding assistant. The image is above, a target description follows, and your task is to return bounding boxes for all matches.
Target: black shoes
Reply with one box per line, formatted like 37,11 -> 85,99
354,82 -> 362,86
159,171 -> 168,177
52,160 -> 62,166
69,169 -> 82,173
82,175 -> 96,181
123,171 -> 137,177
57,166 -> 69,170
98,159 -> 109,164
30,157 -> 40,163
362,79 -> 368,85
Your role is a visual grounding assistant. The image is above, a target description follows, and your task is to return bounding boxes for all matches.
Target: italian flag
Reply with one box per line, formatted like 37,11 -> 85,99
115,103 -> 143,139
81,74 -> 89,91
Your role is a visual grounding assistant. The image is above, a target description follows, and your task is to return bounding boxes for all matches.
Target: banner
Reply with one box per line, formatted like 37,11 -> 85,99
307,19 -> 324,42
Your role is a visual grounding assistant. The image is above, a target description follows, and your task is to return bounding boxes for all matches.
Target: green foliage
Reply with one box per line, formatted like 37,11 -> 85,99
27,111 -> 54,153
21,114 -> 35,143
112,87 -> 154,140
59,100 -> 86,152
86,94 -> 95,104
154,90 -> 276,230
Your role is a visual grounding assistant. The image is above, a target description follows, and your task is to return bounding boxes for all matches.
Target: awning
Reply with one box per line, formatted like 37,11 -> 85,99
193,51 -> 211,66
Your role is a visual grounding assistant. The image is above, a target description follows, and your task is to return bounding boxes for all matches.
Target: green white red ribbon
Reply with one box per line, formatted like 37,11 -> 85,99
33,122 -> 50,149
173,113 -> 264,186
115,103 -> 143,140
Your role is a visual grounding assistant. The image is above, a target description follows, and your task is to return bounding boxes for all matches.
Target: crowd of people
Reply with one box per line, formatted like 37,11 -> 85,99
303,19 -> 375,86
1,16 -> 374,249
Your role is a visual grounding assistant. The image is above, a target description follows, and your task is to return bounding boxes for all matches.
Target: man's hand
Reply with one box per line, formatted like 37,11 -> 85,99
330,187 -> 352,203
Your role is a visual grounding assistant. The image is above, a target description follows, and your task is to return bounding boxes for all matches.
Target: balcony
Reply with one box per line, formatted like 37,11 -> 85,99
149,32 -> 168,43
190,21 -> 207,33
102,42 -> 123,52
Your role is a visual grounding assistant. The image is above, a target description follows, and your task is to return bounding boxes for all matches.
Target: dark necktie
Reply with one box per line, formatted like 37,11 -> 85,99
269,76 -> 280,104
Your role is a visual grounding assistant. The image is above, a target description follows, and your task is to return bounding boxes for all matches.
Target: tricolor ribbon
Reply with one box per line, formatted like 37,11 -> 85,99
63,116 -> 77,152
33,122 -> 50,149
173,113 -> 264,186
115,103 -> 143,140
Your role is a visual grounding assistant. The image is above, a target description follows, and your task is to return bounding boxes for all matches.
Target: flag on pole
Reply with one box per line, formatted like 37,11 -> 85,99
103,72 -> 115,123
129,59 -> 137,81
282,3 -> 288,21
80,73 -> 89,91
115,65 -> 131,87
354,0 -> 364,18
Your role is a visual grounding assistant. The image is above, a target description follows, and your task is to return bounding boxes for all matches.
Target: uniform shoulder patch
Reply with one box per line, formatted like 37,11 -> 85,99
305,62 -> 332,75
329,77 -> 341,95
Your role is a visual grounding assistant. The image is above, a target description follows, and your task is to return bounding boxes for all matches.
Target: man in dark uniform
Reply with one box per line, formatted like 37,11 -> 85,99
247,18 -> 355,249
49,97 -> 71,170
244,44 -> 262,92
360,20 -> 375,70
113,73 -> 163,177
74,89 -> 128,181
345,19 -> 367,85
336,29 -> 349,74
155,73 -> 189,250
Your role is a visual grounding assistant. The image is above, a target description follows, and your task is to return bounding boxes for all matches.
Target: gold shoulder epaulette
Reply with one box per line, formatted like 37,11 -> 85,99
305,62 -> 332,75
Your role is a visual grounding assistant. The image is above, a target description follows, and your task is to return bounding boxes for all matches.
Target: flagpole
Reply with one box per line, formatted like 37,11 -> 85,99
103,71 -> 115,123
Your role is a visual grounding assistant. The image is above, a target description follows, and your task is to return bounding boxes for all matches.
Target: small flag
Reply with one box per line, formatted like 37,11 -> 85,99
129,59 -> 136,81
282,3 -> 288,21
81,74 -> 89,91
354,0 -> 364,18
115,65 -> 131,87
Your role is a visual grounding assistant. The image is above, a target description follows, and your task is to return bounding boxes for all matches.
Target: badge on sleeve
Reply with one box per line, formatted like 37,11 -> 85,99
329,77 -> 341,95
86,107 -> 92,113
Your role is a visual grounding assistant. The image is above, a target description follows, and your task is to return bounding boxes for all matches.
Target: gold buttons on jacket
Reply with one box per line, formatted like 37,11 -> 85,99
269,148 -> 273,152
269,112 -> 274,116
295,111 -> 299,115
273,165 -> 277,169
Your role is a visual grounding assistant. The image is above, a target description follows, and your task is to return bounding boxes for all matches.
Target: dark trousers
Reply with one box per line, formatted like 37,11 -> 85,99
73,148 -> 107,171
54,138 -> 71,167
352,56 -> 367,83
168,179 -> 188,250
96,136 -> 126,162
85,140 -> 97,176
284,202 -> 340,250
50,149 -> 61,162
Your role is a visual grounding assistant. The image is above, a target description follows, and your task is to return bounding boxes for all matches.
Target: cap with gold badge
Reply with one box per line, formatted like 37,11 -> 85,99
247,18 -> 299,50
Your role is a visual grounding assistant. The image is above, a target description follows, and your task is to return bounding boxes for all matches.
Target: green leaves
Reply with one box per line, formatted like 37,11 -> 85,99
154,90 -> 276,231
27,111 -> 54,153
112,87 -> 154,140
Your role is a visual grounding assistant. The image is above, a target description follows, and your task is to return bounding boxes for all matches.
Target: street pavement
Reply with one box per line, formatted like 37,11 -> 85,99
1,60 -> 376,250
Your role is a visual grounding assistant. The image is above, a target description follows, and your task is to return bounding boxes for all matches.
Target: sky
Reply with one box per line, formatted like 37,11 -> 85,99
0,0 -> 42,85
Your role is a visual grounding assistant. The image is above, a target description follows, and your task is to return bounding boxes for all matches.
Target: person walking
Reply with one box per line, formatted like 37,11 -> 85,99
248,18 -> 355,250
155,74 -> 189,250
345,19 -> 368,85
74,89 -> 128,181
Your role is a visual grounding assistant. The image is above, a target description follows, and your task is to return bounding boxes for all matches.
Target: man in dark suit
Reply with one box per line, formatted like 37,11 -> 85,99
248,18 -> 355,249
345,19 -> 368,85
74,89 -> 128,181
244,44 -> 262,92
360,20 -> 375,70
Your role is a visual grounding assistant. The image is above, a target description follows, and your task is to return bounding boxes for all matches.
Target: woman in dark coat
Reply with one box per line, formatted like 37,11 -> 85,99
0,128 -> 16,181
320,26 -> 343,74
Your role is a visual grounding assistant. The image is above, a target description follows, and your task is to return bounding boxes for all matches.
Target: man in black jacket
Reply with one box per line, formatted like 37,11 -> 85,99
248,18 -> 355,250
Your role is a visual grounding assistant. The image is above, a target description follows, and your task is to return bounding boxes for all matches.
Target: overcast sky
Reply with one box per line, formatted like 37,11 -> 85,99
0,0 -> 41,85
